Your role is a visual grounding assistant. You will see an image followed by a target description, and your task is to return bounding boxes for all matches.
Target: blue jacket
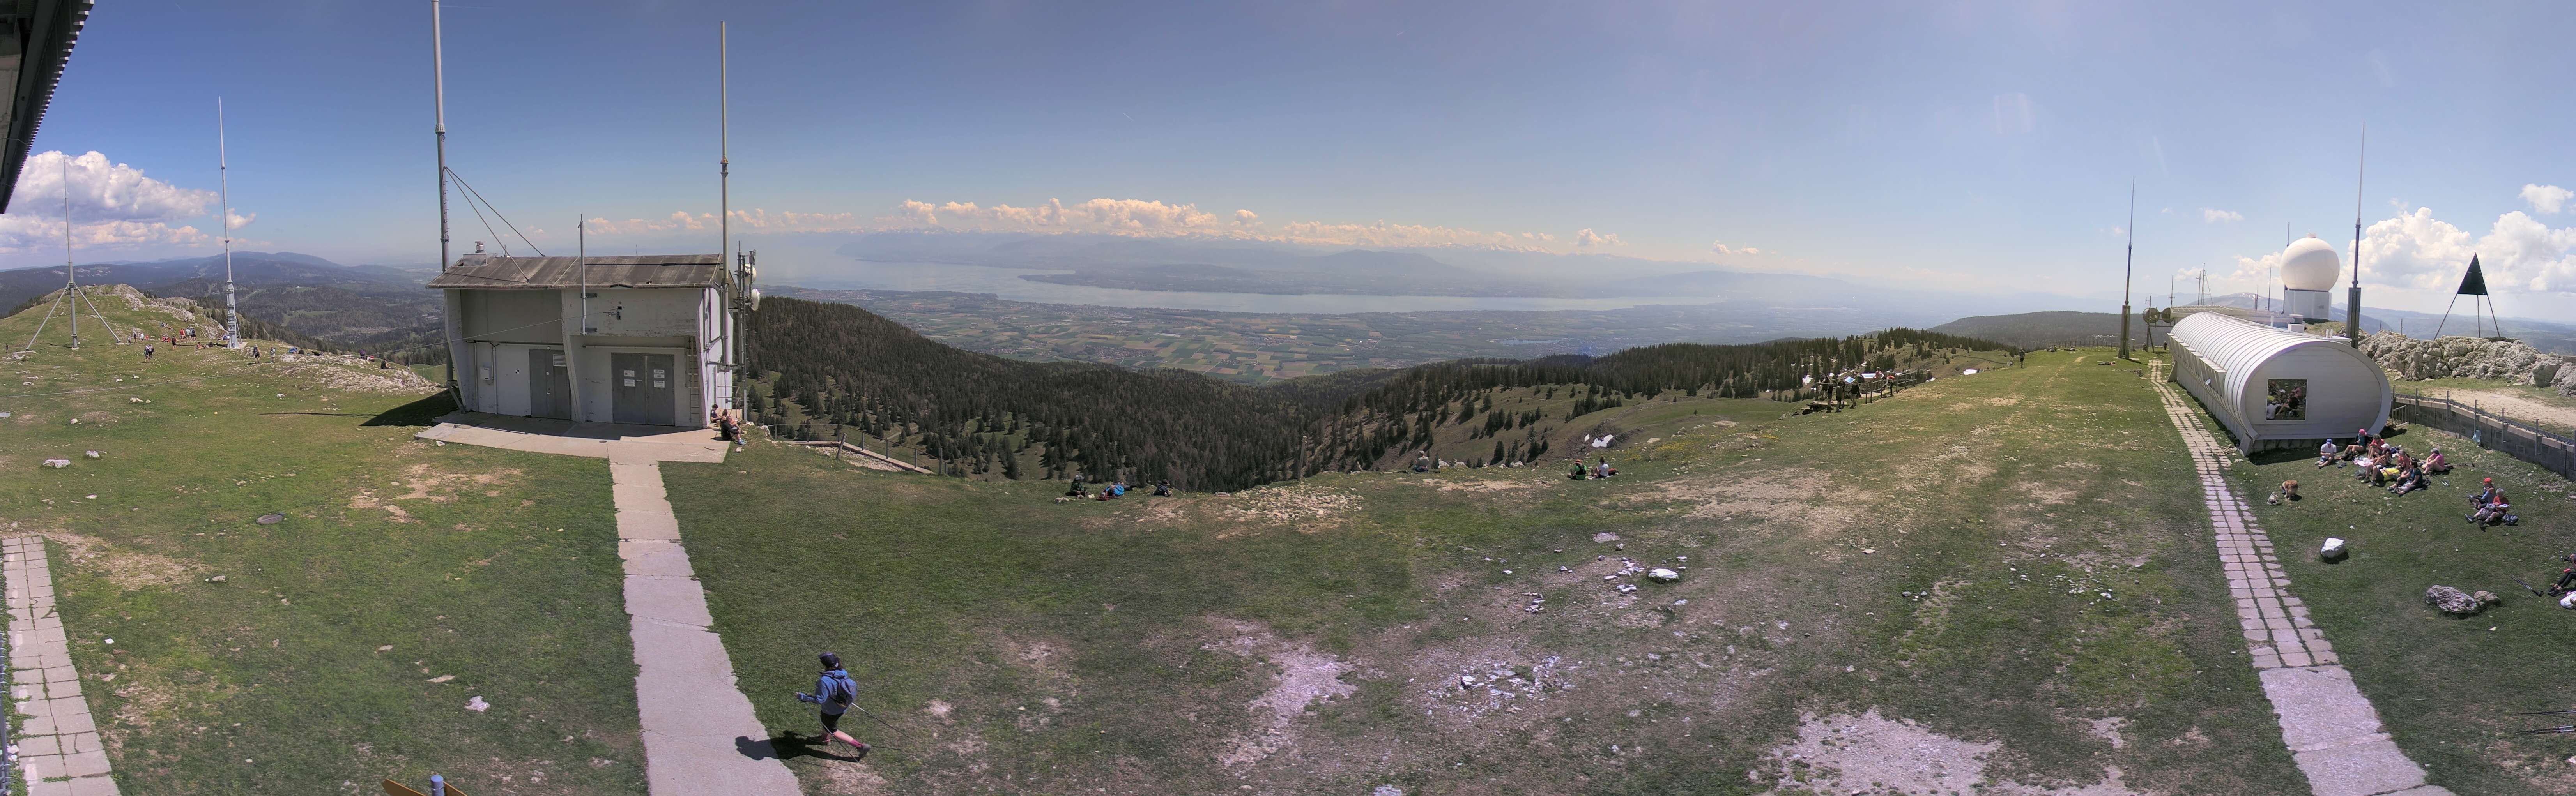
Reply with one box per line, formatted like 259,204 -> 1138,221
797,669 -> 856,715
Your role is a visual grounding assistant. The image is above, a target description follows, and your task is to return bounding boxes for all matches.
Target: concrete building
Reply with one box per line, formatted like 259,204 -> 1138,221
2168,311 -> 2389,452
427,253 -> 733,428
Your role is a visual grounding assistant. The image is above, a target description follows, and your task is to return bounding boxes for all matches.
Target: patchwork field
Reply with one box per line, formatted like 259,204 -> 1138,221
667,349 -> 2318,794
0,288 -> 644,795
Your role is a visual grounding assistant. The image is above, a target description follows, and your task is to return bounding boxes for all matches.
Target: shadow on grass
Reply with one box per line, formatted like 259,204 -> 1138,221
363,391 -> 457,427
757,733 -> 866,766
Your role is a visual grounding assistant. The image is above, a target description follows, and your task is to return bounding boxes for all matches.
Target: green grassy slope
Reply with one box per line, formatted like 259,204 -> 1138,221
2229,418 -> 2576,794
0,287 -> 643,795
667,347 -> 2310,795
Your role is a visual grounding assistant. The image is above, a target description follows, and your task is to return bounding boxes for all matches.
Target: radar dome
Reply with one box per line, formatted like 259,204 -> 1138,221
2281,235 -> 2341,291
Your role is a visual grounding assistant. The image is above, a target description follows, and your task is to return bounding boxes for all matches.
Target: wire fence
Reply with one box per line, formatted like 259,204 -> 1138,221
2390,390 -> 2576,480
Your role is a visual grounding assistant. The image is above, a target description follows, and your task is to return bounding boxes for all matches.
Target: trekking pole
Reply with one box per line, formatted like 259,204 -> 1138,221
847,700 -> 924,745
2522,724 -> 2576,735
2512,708 -> 2576,717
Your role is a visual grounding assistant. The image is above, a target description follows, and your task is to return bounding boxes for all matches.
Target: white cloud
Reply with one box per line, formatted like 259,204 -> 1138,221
1709,239 -> 1763,256
1575,228 -> 1623,248
0,151 -> 224,253
2521,184 -> 2571,215
2202,208 -> 2244,223
584,196 -> 1571,252
2271,204 -> 2576,293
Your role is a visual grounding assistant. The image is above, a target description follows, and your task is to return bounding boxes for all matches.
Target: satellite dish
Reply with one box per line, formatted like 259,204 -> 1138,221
746,288 -> 763,310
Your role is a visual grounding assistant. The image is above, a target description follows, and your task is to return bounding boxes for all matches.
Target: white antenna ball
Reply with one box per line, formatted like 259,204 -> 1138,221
2280,236 -> 2341,291
747,288 -> 762,311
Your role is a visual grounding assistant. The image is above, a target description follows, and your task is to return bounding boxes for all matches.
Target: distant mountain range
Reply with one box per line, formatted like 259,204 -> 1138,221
0,252 -> 447,362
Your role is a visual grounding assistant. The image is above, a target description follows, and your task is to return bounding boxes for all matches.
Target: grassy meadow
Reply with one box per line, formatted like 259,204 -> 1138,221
0,289 -> 644,795
669,348 -> 2313,795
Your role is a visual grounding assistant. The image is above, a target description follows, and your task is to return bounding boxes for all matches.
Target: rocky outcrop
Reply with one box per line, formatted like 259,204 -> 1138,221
2358,332 -> 2561,383
2426,584 -> 2494,615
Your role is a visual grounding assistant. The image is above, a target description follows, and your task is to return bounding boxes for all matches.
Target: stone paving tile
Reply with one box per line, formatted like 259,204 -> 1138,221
2147,365 -> 2452,796
5,539 -> 120,795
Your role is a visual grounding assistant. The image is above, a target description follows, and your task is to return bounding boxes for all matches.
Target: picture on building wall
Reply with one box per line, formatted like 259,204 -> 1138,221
2266,379 -> 2306,420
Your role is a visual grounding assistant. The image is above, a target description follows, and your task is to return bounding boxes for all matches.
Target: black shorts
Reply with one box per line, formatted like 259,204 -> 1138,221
820,710 -> 843,733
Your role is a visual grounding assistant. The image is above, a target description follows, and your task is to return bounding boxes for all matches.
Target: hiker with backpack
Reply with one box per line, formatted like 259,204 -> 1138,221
793,652 -> 872,759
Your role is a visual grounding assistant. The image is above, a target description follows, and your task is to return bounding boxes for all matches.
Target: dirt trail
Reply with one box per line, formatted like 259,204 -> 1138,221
2412,387 -> 2576,433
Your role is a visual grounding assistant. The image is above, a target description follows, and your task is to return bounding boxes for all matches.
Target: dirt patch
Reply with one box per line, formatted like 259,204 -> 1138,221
1759,708 -> 2149,795
1419,477 -> 1534,493
349,465 -> 522,522
1630,468 -> 1859,530
1213,483 -> 1362,529
1201,618 -> 1357,770
21,530 -> 196,590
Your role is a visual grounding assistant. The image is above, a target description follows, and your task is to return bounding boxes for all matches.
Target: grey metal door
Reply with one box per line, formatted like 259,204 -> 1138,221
612,352 -> 677,425
528,349 -> 571,419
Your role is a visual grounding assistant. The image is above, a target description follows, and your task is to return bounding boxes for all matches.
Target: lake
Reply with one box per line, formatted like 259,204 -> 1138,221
791,259 -> 1716,314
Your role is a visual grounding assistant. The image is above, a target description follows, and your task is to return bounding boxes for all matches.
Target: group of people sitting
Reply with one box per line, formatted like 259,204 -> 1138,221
1066,477 -> 1171,500
1568,457 -> 1616,480
2468,477 -> 2517,526
2318,429 -> 2449,496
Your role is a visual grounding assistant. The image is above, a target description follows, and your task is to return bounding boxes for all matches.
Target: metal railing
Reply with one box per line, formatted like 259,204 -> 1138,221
2390,390 -> 2576,480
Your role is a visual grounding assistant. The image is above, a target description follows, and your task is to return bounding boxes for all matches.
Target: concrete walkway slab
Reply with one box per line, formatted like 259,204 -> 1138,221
5,537 -> 120,795
610,459 -> 800,795
2148,364 -> 2452,796
417,412 -> 731,463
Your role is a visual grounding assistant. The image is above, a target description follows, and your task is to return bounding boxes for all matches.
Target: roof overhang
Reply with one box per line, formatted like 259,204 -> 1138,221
0,0 -> 91,214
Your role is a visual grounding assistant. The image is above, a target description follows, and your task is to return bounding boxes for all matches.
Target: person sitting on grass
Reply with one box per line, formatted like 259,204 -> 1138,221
2388,462 -> 2425,494
792,652 -> 872,760
2350,451 -> 2380,482
1067,478 -> 1088,498
1152,481 -> 1172,497
2470,478 -> 2503,509
2317,439 -> 2340,468
2472,492 -> 2513,526
2424,448 -> 2451,473
1569,460 -> 1589,480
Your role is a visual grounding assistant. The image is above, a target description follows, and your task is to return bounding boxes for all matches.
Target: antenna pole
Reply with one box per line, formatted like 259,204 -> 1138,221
219,99 -> 240,348
2346,123 -> 2365,345
64,154 -> 77,348
718,20 -> 737,420
432,0 -> 451,273
2119,179 -> 2134,360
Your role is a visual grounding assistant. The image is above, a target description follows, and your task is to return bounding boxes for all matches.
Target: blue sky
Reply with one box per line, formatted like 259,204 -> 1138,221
10,1 -> 2576,316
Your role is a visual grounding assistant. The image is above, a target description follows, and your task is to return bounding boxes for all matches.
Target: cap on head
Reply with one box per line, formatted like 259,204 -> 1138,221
819,652 -> 842,669
2484,478 -> 2494,484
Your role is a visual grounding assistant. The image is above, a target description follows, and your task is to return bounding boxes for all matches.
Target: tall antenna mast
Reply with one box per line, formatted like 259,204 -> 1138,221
432,0 -> 451,273
2346,123 -> 2365,346
64,154 -> 77,348
718,20 -> 738,418
219,99 -> 240,348
2118,178 -> 2134,360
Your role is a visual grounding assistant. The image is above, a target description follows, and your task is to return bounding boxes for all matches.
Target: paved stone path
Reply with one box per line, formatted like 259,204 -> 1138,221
6,537 -> 120,796
612,453 -> 801,795
2148,366 -> 2453,796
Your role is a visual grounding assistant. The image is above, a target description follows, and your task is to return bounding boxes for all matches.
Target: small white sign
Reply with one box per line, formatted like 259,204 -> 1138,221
623,379 -> 636,387
652,381 -> 665,388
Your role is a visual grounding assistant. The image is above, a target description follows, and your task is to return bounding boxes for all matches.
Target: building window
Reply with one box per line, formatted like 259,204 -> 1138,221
2266,379 -> 2306,420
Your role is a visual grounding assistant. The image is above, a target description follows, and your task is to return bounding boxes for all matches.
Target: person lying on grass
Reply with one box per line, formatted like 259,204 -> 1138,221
793,652 -> 872,761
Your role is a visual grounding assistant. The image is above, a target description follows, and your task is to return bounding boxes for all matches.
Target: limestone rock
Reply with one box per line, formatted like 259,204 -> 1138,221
83,450 -> 99,459
2474,590 -> 2501,605
2319,537 -> 2348,561
41,459 -> 69,468
2426,584 -> 2489,615
1647,568 -> 1681,582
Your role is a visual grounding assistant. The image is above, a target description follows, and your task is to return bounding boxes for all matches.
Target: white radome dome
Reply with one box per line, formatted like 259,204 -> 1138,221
2281,235 -> 2341,291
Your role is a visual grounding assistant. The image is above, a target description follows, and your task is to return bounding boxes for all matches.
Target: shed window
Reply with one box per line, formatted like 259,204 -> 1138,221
2266,379 -> 2306,420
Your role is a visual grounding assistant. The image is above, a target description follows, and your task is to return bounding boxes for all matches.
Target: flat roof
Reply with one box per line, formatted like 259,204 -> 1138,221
425,254 -> 724,290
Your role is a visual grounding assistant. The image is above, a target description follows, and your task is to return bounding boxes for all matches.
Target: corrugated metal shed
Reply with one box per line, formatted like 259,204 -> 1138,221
2169,312 -> 2390,451
425,254 -> 724,289
0,0 -> 94,214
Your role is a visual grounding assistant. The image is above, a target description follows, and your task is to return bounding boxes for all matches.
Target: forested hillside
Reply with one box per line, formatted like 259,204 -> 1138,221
742,297 -> 2014,490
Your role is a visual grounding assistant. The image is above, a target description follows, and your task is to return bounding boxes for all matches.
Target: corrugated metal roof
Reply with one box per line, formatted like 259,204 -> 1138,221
424,254 -> 724,289
2170,311 -> 2389,447
0,0 -> 95,214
